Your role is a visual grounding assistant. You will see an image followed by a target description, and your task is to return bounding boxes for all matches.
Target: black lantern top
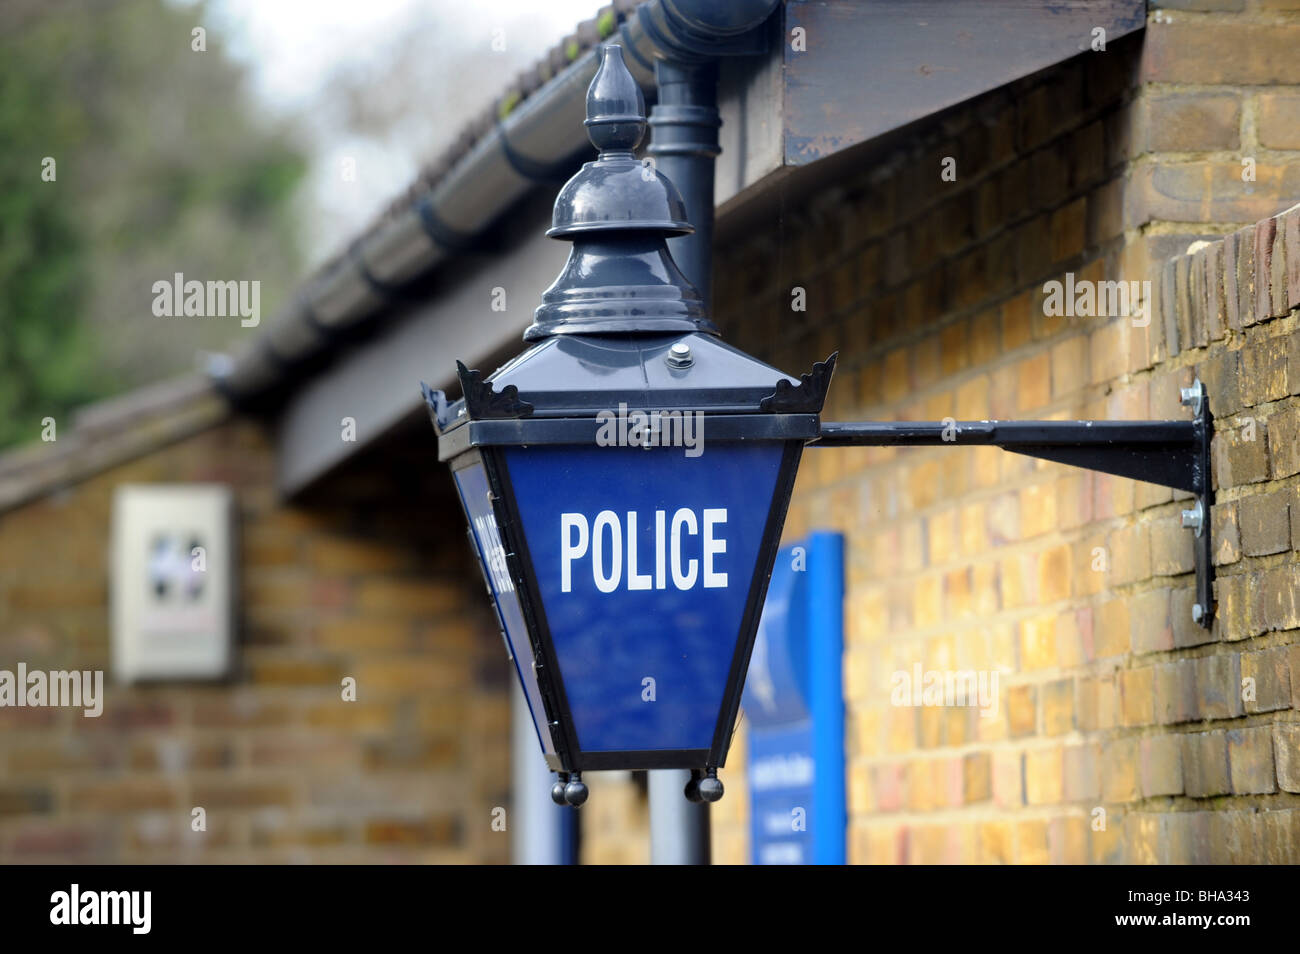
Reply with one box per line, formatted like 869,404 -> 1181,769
424,43 -> 834,447
526,44 -> 712,341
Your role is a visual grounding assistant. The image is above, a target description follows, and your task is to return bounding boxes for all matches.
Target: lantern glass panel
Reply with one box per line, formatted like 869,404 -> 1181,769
502,441 -> 788,753
452,452 -> 554,756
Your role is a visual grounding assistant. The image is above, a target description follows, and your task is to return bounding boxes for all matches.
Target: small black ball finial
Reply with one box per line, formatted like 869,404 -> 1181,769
684,770 -> 705,802
697,769 -> 724,803
550,777 -> 568,806
564,773 -> 589,808
584,44 -> 645,154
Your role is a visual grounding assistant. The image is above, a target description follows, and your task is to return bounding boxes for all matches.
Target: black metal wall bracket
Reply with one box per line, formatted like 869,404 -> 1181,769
809,379 -> 1214,628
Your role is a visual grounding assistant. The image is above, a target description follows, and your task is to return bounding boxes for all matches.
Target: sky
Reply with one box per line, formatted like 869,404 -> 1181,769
192,0 -> 603,263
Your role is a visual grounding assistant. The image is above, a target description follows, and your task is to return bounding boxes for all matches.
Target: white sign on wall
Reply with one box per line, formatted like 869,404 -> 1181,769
111,485 -> 234,682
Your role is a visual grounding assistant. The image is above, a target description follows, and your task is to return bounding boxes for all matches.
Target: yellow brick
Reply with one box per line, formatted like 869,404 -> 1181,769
1037,544 -> 1073,603
910,825 -> 950,863
1095,675 -> 1120,732
1089,320 -> 1129,385
356,657 -> 471,693
1056,611 -> 1086,669
1095,599 -> 1131,659
907,459 -> 945,511
249,655 -> 345,686
355,580 -> 463,615
1119,667 -> 1155,727
969,308 -> 1001,366
922,389 -> 953,420
843,646 -> 872,702
1016,818 -> 1052,864
1008,684 -> 1038,737
882,348 -> 909,403
848,762 -> 874,814
1055,473 -> 1091,529
955,375 -> 991,418
1017,352 -> 1052,412
1026,746 -> 1065,805
1020,614 -> 1058,670
945,568 -> 974,618
851,707 -> 882,756
919,707 -> 945,749
1020,482 -> 1058,539
309,537 -> 409,574
1127,813 -> 1160,865
914,576 -> 943,628
979,820 -> 1015,864
1074,534 -> 1109,597
972,563 -> 999,616
901,520 -> 925,573
885,706 -> 918,753
848,589 -> 887,644
989,621 -> 1018,672
928,510 -> 959,565
1003,291 -> 1035,351
926,633 -> 958,671
971,446 -> 1002,488
1045,682 -> 1075,737
1000,554 -> 1034,609
1050,335 -> 1090,399
959,503 -> 988,556
317,618 -> 411,651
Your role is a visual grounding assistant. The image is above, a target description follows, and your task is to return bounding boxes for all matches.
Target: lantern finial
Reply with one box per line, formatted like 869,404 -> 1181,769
526,43 -> 717,340
584,44 -> 646,154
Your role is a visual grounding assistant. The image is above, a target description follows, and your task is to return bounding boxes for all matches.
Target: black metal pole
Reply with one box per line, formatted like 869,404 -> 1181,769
813,419 -> 1201,493
814,419 -> 1198,447
810,380 -> 1215,627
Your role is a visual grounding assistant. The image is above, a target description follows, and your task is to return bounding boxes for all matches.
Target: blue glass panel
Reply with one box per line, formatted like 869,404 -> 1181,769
454,459 -> 554,756
504,443 -> 785,753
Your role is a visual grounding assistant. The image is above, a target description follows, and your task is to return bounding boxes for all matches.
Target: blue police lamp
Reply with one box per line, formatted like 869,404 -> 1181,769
423,45 -> 827,807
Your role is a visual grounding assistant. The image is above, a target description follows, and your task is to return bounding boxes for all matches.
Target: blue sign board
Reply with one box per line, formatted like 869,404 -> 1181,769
743,532 -> 845,864
504,443 -> 786,754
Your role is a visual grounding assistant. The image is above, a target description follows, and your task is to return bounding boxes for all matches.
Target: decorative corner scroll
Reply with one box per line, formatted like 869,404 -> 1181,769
455,360 -> 534,420
759,352 -> 838,413
419,382 -> 451,434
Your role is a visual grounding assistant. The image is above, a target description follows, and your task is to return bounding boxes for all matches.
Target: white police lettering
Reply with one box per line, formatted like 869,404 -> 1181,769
561,508 -> 727,593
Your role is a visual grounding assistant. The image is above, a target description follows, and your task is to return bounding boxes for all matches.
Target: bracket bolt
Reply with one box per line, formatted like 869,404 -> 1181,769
1181,500 -> 1204,534
1192,603 -> 1205,624
666,342 -> 693,369
1180,380 -> 1204,416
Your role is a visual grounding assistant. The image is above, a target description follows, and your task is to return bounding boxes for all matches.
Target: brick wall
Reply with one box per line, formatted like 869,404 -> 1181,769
689,8 -> 1300,864
0,412 -> 510,863
8,4 -> 1300,868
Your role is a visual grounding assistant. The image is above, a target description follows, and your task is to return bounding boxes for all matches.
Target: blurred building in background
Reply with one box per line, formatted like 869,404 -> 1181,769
2,1 -> 1300,864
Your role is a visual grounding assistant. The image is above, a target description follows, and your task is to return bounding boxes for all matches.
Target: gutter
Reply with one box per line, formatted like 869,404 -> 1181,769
215,0 -> 780,404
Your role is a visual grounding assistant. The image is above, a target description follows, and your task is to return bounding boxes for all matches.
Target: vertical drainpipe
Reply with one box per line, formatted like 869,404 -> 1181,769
649,60 -> 721,310
645,56 -> 722,867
